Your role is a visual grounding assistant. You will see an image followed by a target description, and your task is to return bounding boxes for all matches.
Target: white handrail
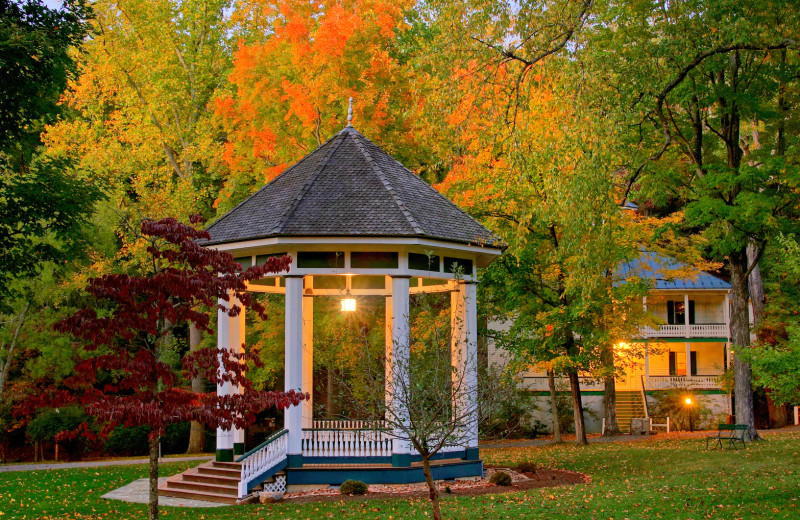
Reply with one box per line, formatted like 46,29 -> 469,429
302,427 -> 392,458
238,430 -> 288,498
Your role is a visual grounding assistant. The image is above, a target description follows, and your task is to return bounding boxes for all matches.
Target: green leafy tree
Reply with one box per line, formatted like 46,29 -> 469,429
0,0 -> 100,309
582,0 -> 800,439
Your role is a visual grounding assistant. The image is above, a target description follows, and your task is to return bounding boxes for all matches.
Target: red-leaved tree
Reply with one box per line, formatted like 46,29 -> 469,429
18,216 -> 303,519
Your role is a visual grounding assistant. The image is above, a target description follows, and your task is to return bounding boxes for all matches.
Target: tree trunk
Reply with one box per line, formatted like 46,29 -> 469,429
601,344 -> 620,436
148,435 -> 160,520
421,455 -> 442,520
747,244 -> 765,328
766,390 -> 788,428
729,252 -> 759,440
547,369 -> 562,443
567,369 -> 588,445
186,323 -> 206,453
0,303 -> 29,400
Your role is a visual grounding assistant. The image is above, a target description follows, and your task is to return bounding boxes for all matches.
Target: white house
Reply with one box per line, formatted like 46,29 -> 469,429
489,251 -> 734,434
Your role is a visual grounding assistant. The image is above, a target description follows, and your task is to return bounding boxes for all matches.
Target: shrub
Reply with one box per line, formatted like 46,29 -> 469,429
516,461 -> 537,474
103,425 -> 150,456
489,471 -> 512,486
161,422 -> 190,454
339,480 -> 368,495
27,406 -> 89,443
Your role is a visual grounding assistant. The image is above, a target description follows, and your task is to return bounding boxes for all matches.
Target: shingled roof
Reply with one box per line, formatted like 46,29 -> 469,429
617,251 -> 731,290
203,126 -> 503,248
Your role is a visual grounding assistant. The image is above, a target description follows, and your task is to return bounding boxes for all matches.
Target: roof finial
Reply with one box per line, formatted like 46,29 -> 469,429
347,97 -> 353,127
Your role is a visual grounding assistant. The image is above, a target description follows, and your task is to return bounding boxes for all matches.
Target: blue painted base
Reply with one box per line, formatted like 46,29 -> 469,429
287,453 -> 304,468
216,449 -> 233,462
391,453 -> 411,467
234,443 -> 245,455
464,447 -> 479,460
286,459 -> 483,486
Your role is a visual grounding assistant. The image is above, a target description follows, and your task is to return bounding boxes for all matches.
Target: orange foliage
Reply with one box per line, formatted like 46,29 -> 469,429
214,0 -> 427,213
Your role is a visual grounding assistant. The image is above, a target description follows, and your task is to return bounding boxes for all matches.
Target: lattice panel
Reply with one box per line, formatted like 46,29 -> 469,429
261,475 -> 286,495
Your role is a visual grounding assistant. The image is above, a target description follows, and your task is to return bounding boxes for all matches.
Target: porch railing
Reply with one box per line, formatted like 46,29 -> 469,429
302,427 -> 392,458
645,375 -> 721,390
237,429 -> 288,498
639,323 -> 727,338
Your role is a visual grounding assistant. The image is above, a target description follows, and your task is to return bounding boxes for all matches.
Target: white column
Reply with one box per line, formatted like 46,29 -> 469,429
385,295 -> 393,412
452,281 -> 479,455
232,295 -> 246,456
685,341 -> 692,377
302,294 -> 313,429
216,296 -> 234,461
284,276 -> 304,464
644,344 -> 650,378
684,293 -> 691,337
390,276 -> 411,466
723,294 -> 731,341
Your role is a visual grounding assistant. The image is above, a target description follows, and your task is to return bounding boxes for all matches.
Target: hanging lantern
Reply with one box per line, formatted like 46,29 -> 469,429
341,290 -> 356,312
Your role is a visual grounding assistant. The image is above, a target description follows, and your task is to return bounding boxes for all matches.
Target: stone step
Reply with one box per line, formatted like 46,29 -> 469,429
181,469 -> 241,486
196,465 -> 241,478
157,485 -> 238,505
165,476 -> 238,496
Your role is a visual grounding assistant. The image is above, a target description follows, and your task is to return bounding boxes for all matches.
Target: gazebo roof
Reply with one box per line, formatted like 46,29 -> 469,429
203,126 -> 503,248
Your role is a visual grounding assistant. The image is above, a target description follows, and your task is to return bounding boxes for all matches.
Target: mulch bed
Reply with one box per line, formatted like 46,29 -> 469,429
274,466 -> 590,504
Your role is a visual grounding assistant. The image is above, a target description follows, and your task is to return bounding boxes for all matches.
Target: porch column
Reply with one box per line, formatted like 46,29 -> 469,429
232,294 -> 246,456
684,293 -> 690,337
685,341 -> 692,378
215,295 -> 234,462
284,275 -> 304,466
644,344 -> 650,379
302,293 -> 313,429
390,276 -> 411,467
451,280 -> 479,460
385,295 -> 393,411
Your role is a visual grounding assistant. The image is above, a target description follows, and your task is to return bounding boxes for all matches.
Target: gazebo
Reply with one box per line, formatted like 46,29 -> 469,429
160,124 -> 503,501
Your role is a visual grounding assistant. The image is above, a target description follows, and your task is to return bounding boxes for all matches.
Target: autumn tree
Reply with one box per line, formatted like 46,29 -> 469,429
18,217 -> 303,520
214,0 -> 434,212
421,0 -> 653,443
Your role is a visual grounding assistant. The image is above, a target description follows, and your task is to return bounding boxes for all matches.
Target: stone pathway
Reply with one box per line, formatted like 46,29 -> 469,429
0,455 -> 212,473
101,477 -> 225,508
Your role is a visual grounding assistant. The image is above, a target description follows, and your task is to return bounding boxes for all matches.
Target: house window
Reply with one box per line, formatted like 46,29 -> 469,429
669,351 -> 697,376
667,300 -> 695,325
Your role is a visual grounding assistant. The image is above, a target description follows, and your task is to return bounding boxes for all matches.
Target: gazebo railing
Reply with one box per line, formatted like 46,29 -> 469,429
311,419 -> 387,430
302,427 -> 392,458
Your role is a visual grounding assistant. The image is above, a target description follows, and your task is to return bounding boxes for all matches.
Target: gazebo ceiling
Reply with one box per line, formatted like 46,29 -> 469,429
202,126 -> 504,249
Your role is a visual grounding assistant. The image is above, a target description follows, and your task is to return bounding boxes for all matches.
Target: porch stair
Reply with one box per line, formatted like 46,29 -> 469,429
615,391 -> 646,434
158,461 -> 280,504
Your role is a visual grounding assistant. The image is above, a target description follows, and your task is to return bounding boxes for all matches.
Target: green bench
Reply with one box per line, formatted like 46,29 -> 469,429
705,424 -> 748,450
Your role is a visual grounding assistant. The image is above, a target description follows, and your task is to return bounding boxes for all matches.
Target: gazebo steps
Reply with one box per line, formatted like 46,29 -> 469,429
159,461 -> 249,504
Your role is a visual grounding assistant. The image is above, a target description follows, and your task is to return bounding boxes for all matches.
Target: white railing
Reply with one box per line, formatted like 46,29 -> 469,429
238,429 -> 288,498
302,427 -> 392,458
645,375 -> 721,390
639,323 -> 728,338
311,419 -> 387,430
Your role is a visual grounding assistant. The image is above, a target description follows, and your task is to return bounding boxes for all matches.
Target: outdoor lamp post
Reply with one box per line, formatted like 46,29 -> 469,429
685,397 -> 694,432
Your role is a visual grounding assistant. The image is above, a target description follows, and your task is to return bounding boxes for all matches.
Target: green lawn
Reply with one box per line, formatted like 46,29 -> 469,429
2,432 -> 798,519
